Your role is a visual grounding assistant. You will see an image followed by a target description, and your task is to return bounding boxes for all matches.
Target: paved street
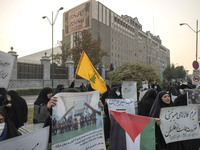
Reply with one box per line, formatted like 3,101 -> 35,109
22,95 -> 37,107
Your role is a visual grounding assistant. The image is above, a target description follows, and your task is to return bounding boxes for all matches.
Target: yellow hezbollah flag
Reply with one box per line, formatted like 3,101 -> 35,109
76,51 -> 107,94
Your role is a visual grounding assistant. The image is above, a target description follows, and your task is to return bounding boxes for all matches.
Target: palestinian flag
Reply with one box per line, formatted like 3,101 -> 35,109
109,110 -> 155,150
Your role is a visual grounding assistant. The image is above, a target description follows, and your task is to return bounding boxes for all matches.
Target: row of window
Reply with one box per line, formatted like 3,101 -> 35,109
114,16 -> 135,33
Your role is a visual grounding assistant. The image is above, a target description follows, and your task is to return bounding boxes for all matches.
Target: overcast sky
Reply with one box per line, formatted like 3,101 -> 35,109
0,0 -> 200,74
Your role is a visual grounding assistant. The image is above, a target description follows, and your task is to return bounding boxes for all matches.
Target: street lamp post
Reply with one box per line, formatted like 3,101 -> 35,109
42,7 -> 64,88
180,20 -> 200,61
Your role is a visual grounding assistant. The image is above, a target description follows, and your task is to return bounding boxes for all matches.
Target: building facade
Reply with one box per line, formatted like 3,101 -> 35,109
62,0 -> 170,75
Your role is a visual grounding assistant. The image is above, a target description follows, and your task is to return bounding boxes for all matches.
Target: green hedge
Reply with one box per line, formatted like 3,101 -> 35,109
16,87 -> 80,96
16,88 -> 56,96
16,88 -> 42,96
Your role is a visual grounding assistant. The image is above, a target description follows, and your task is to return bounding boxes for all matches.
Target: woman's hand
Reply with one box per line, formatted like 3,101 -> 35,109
6,103 -> 12,108
47,96 -> 57,109
155,118 -> 161,126
98,100 -> 104,109
105,98 -> 108,104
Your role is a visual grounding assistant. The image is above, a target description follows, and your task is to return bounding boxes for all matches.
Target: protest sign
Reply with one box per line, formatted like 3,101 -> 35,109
160,105 -> 200,144
185,89 -> 200,116
0,126 -> 49,150
122,81 -> 137,100
185,89 -> 200,105
108,99 -> 135,114
0,51 -> 14,88
52,91 -> 106,150
142,81 -> 148,89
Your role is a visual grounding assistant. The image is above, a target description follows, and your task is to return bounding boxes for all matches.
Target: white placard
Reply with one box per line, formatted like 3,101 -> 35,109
107,99 -> 135,114
160,105 -> 200,143
142,81 -> 148,89
0,51 -> 14,88
52,91 -> 106,150
0,126 -> 49,150
122,81 -> 137,100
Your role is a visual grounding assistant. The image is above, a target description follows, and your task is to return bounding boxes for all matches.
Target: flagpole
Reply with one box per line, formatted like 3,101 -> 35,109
75,50 -> 85,75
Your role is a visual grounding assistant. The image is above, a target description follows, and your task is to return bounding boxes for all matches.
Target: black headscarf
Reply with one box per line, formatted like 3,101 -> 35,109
80,83 -> 86,92
173,84 -> 194,106
138,89 -> 157,116
101,85 -> 111,105
53,84 -> 64,95
34,87 -> 52,105
0,88 -> 7,106
86,84 -> 95,92
0,107 -> 21,140
149,91 -> 173,118
151,82 -> 162,93
149,91 -> 173,150
6,90 -> 28,129
180,84 -> 194,89
107,84 -> 122,99
167,85 -> 179,96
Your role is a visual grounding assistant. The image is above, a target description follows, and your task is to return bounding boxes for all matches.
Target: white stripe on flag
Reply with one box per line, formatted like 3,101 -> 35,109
126,132 -> 140,150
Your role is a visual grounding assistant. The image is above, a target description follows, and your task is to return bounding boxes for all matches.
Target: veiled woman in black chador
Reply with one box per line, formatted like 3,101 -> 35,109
34,87 -> 53,106
173,84 -> 200,150
53,84 -> 64,96
4,90 -> 28,129
0,106 -> 21,141
108,84 -> 126,150
33,87 -> 53,124
149,91 -> 173,150
138,89 -> 157,116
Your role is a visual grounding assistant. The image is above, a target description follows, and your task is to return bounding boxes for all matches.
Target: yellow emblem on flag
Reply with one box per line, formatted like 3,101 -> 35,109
76,51 -> 107,94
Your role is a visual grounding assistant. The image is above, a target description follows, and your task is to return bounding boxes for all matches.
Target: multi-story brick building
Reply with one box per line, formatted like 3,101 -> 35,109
63,0 -> 170,75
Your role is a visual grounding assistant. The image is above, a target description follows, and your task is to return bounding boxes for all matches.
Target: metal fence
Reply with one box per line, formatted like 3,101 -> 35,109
17,62 -> 43,79
51,66 -> 68,79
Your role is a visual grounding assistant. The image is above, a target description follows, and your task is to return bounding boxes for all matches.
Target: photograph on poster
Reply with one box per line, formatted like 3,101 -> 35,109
51,91 -> 105,150
185,89 -> 200,116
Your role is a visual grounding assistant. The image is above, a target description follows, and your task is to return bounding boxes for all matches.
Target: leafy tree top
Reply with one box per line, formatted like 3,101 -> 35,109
163,64 -> 186,82
71,30 -> 107,67
107,62 -> 160,88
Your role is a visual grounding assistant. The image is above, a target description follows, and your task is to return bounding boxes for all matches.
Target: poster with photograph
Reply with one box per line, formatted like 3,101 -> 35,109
0,51 -> 14,88
185,89 -> 200,116
52,91 -> 106,150
160,105 -> 200,144
185,89 -> 200,105
0,127 -> 49,150
122,81 -> 137,100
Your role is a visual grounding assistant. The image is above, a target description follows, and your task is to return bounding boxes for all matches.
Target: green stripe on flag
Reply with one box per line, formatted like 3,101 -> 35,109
140,118 -> 155,150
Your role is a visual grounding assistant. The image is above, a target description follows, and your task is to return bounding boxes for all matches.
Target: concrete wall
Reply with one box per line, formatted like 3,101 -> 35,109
7,50 -> 105,90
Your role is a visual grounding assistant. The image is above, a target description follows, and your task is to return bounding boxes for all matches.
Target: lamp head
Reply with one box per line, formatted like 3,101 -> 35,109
180,23 -> 186,26
42,16 -> 46,19
59,7 -> 64,10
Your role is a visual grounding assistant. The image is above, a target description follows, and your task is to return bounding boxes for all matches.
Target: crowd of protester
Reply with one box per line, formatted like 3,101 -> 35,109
0,79 -> 200,150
